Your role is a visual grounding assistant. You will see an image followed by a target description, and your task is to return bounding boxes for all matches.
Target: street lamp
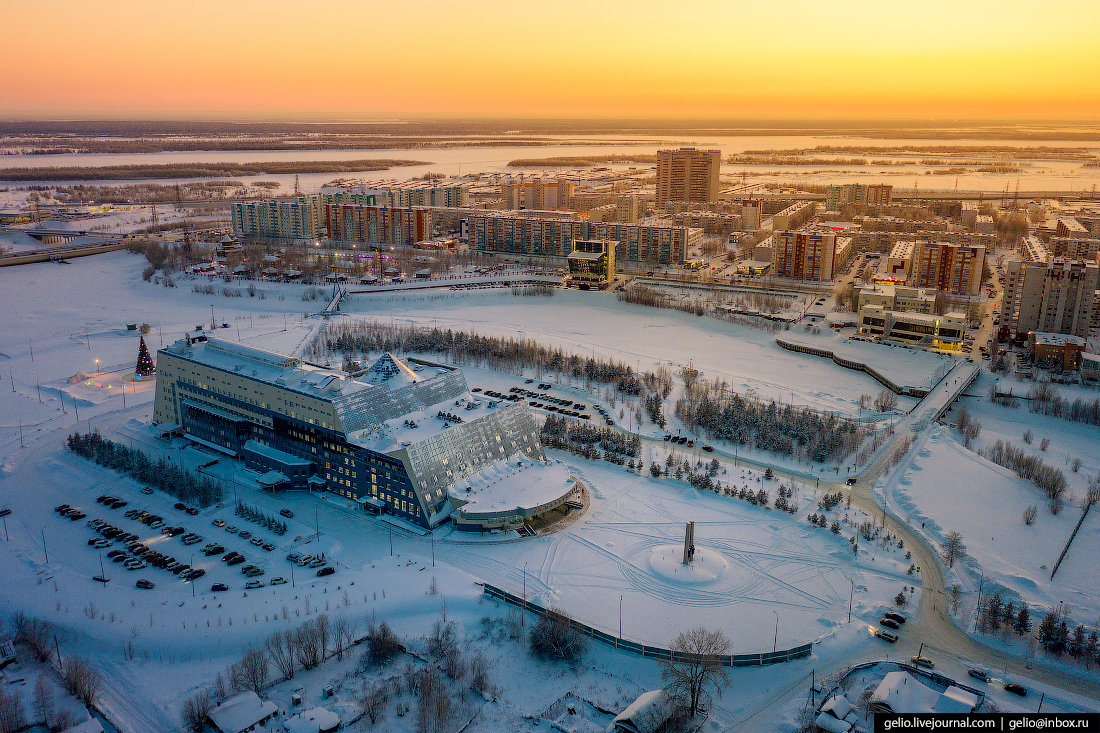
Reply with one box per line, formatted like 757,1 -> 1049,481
191,553 -> 195,597
94,358 -> 99,374
772,610 -> 779,653
848,577 -> 854,623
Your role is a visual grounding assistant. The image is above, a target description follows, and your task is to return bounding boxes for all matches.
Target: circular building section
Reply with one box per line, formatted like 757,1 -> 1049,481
450,456 -> 579,533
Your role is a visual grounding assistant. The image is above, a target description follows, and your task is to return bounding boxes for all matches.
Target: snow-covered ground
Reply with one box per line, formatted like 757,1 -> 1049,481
1,250 -> 1097,731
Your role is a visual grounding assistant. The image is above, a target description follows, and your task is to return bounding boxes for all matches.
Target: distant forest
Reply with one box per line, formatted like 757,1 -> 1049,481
0,159 -> 428,182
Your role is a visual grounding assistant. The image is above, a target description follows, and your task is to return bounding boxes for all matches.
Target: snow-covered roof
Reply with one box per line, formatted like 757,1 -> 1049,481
814,712 -> 851,733
283,706 -> 340,733
820,695 -> 852,720
209,691 -> 278,733
59,719 -> 104,733
870,671 -> 977,715
451,456 -> 573,516
610,689 -> 674,733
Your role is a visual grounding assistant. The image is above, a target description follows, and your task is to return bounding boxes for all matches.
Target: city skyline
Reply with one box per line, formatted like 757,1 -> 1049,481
5,0 -> 1100,119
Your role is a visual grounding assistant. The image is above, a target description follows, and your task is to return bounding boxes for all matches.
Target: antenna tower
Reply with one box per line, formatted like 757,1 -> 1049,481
175,183 -> 183,211
151,203 -> 159,228
294,174 -> 301,198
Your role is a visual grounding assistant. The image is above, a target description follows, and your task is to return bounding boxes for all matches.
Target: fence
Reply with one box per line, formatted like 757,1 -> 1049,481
482,583 -> 812,667
776,339 -> 915,395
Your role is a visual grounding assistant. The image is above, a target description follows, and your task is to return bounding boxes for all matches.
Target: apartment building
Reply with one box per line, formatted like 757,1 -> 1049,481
1050,237 -> 1100,262
741,199 -> 763,231
1001,258 -> 1099,339
325,205 -> 433,246
772,231 -> 843,280
771,201 -> 816,231
466,213 -> 700,265
906,241 -> 986,295
825,183 -> 893,210
1021,235 -> 1050,263
499,178 -> 575,211
655,148 -> 720,207
231,197 -> 322,241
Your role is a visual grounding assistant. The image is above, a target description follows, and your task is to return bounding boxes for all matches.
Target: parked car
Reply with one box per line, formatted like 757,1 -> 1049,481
135,579 -> 155,589
270,577 -> 287,586
107,550 -> 125,558
968,668 -> 991,682
911,656 -> 935,669
308,559 -> 326,569
238,531 -> 251,539
227,556 -> 246,566
204,545 -> 225,556
97,496 -> 112,503
845,477 -> 856,486
245,580 -> 265,590
225,525 -> 238,534
125,559 -> 147,570
92,539 -> 111,549
262,543 -> 275,551
211,583 -> 229,592
1003,683 -> 1027,697
280,509 -> 294,518
316,567 -> 335,577
879,618 -> 900,630
874,629 -> 898,643
69,512 -> 86,521
222,551 -> 240,562
884,612 -> 907,624
250,537 -> 263,546
212,519 -> 226,527
286,553 -> 303,562
185,507 -> 199,516
174,502 -> 186,510
140,487 -> 153,495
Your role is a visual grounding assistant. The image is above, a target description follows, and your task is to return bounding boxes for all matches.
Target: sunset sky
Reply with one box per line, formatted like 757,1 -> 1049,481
7,0 -> 1099,119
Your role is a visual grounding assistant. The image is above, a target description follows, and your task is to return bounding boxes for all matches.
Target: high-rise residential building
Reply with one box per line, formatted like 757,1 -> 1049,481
465,212 -> 700,265
232,197 -> 321,240
1001,258 -> 1099,339
325,205 -> 433,246
325,183 -> 468,209
771,201 -> 815,231
741,199 -> 763,231
655,148 -> 720,207
906,241 -> 986,295
772,231 -> 848,281
499,178 -> 575,210
825,183 -> 891,210
1050,237 -> 1100,262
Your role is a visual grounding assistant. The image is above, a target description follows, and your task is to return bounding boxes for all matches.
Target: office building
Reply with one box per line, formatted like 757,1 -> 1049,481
858,305 -> 964,351
906,241 -> 986,295
567,239 -> 616,289
655,148 -> 720,207
1001,258 -> 1099,339
153,337 -> 551,530
466,213 -> 700,265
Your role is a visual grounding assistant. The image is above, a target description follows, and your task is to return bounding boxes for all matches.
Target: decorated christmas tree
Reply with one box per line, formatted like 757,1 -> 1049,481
135,335 -> 155,379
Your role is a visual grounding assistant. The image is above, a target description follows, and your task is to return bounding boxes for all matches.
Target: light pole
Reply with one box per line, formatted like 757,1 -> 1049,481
94,358 -> 99,375
848,577 -> 854,623
772,610 -> 779,653
191,553 -> 195,597
41,526 -> 48,565
619,595 -> 623,641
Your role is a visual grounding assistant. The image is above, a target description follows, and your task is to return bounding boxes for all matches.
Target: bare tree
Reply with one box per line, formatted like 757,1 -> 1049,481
0,686 -> 27,733
181,689 -> 213,732
857,394 -> 871,411
427,620 -> 457,661
61,657 -> 102,708
295,620 -> 323,670
659,627 -> 732,718
12,614 -> 53,663
873,390 -> 899,413
332,616 -> 356,661
365,620 -> 402,667
469,651 -> 493,697
1023,506 -> 1038,525
316,614 -> 331,662
266,629 -> 296,681
529,608 -> 588,664
415,666 -> 451,733
442,647 -> 465,681
941,531 -> 966,569
357,683 -> 388,725
229,649 -> 269,696
32,675 -> 52,728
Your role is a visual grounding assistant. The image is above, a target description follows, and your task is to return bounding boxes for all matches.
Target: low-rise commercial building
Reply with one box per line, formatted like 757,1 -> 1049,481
858,305 -> 965,350
1029,332 -> 1085,369
566,239 -> 616,289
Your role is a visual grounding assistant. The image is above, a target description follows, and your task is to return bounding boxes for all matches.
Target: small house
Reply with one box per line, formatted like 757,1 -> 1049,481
608,690 -> 674,733
283,706 -> 340,733
209,691 -> 279,733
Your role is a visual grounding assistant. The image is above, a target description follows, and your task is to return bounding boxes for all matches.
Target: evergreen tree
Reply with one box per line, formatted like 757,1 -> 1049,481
986,594 -> 1003,633
135,335 -> 155,378
1014,604 -> 1032,636
1084,631 -> 1098,669
1069,625 -> 1086,660
1038,612 -> 1058,649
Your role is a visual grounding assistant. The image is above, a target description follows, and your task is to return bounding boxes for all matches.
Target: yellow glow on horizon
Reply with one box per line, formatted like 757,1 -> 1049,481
5,0 -> 1100,119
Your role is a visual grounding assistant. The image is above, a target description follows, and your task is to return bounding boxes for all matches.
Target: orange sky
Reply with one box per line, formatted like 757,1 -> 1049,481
6,0 -> 1099,119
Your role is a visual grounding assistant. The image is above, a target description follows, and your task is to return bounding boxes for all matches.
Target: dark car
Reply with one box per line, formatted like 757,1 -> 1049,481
204,545 -> 225,556
1004,683 -> 1027,697
879,618 -> 900,630
107,550 -> 125,558
96,496 -> 111,503
185,507 -> 199,516
280,509 -> 294,518
845,477 -> 856,486
135,579 -> 155,589
316,566 -> 335,577
211,583 -> 229,592
110,500 -> 127,509
222,551 -> 240,562
174,502 -> 186,510
968,668 -> 991,682
112,554 -> 129,563
69,512 -> 86,521
884,612 -> 907,624
227,555 -> 246,566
